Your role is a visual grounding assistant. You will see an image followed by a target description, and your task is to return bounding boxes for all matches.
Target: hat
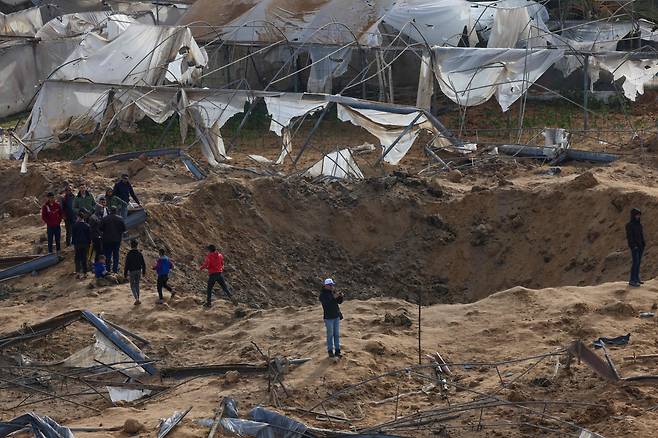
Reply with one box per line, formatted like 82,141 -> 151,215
324,278 -> 336,286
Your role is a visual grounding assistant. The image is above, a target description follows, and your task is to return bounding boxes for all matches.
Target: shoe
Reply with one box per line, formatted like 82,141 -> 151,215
328,351 -> 335,358
134,300 -> 141,305
335,350 -> 342,358
203,302 -> 212,308
156,299 -> 164,304
170,291 -> 176,299
629,282 -> 641,287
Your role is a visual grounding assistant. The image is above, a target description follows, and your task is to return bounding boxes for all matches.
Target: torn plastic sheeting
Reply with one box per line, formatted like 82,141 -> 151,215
178,0 -> 394,46
263,95 -> 327,137
382,0 -> 477,47
0,413 -> 74,438
0,5 -> 45,37
19,80 -> 112,156
112,2 -> 189,26
51,24 -> 207,86
588,54 -> 658,101
158,407 -> 192,438
61,329 -> 148,377
432,47 -> 565,111
0,310 -> 157,375
250,407 -> 307,438
486,0 -> 553,48
0,38 -> 82,119
305,148 -> 364,180
307,46 -> 352,94
36,11 -> 116,40
337,105 -> 431,165
107,386 -> 152,403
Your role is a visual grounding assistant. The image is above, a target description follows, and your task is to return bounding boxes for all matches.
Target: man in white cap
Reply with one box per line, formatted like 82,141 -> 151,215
319,278 -> 344,358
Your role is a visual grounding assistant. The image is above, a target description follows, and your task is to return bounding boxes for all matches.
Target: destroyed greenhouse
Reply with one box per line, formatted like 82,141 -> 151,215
1,0 -> 658,436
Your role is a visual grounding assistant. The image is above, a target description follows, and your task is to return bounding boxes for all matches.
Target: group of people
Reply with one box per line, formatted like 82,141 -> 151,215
40,174 -> 237,307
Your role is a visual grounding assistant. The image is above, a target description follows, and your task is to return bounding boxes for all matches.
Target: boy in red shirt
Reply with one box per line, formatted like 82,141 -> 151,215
200,245 -> 235,308
41,192 -> 63,255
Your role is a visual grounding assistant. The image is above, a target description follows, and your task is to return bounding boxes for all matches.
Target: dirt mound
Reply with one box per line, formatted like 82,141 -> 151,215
144,173 -> 655,307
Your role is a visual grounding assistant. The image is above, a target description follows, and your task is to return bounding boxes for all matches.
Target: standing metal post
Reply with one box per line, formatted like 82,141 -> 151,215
418,291 -> 422,365
583,54 -> 589,132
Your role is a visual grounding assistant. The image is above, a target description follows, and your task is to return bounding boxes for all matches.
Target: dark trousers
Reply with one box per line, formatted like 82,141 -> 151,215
104,241 -> 121,273
207,272 -> 231,305
64,219 -> 73,246
630,248 -> 644,284
47,225 -> 61,253
74,244 -> 89,273
90,238 -> 103,263
157,275 -> 172,300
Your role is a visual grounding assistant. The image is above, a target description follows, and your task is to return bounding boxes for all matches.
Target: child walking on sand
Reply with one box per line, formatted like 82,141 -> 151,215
153,249 -> 174,304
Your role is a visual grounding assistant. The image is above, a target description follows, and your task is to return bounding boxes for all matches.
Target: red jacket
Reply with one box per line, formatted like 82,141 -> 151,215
41,202 -> 63,227
200,251 -> 224,274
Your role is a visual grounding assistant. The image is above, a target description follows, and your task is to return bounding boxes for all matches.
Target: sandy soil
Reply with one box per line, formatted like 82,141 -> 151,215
2,140 -> 658,437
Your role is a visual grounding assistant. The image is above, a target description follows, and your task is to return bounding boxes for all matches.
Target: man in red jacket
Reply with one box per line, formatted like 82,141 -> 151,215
41,192 -> 63,254
200,244 -> 235,308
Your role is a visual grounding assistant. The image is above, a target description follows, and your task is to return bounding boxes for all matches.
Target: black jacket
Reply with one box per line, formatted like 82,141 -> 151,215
319,287 -> 343,320
626,209 -> 645,250
61,193 -> 76,221
71,220 -> 91,246
124,249 -> 146,276
88,213 -> 103,240
113,180 -> 139,204
100,214 -> 126,243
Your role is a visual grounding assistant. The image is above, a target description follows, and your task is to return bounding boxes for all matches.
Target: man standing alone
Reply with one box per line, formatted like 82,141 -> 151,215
627,208 -> 646,287
100,206 -> 126,274
319,278 -> 343,358
41,192 -> 63,255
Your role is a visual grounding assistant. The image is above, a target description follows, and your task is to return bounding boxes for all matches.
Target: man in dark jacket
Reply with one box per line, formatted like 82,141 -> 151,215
113,174 -> 140,218
60,184 -> 76,247
100,207 -> 126,274
124,240 -> 146,305
41,192 -> 63,254
88,205 -> 104,264
626,207 -> 646,287
71,211 -> 91,276
319,278 -> 344,358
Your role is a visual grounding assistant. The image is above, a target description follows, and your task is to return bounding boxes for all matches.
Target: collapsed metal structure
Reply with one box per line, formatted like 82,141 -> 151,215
0,0 -> 656,178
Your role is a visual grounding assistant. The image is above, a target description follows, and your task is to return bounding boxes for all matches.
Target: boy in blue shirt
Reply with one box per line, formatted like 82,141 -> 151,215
153,249 -> 174,304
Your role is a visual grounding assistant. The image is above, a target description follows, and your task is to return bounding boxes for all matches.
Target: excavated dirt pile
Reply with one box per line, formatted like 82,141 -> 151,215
145,170 -> 656,306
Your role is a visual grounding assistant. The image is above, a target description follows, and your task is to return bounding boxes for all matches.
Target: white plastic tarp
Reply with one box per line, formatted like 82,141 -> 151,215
52,24 -> 206,86
0,6 -> 43,36
107,386 -> 152,403
21,80 -> 111,154
263,95 -> 327,136
263,94 -> 328,164
36,11 -> 129,40
0,38 -> 82,119
337,105 -> 431,164
588,54 -> 658,101
306,148 -> 364,179
307,46 -> 352,93
178,0 -> 395,46
486,0 -> 553,48
182,89 -> 252,164
110,1 -> 189,26
432,47 -> 565,111
554,22 -> 634,76
62,330 -> 148,377
381,0 -> 477,47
